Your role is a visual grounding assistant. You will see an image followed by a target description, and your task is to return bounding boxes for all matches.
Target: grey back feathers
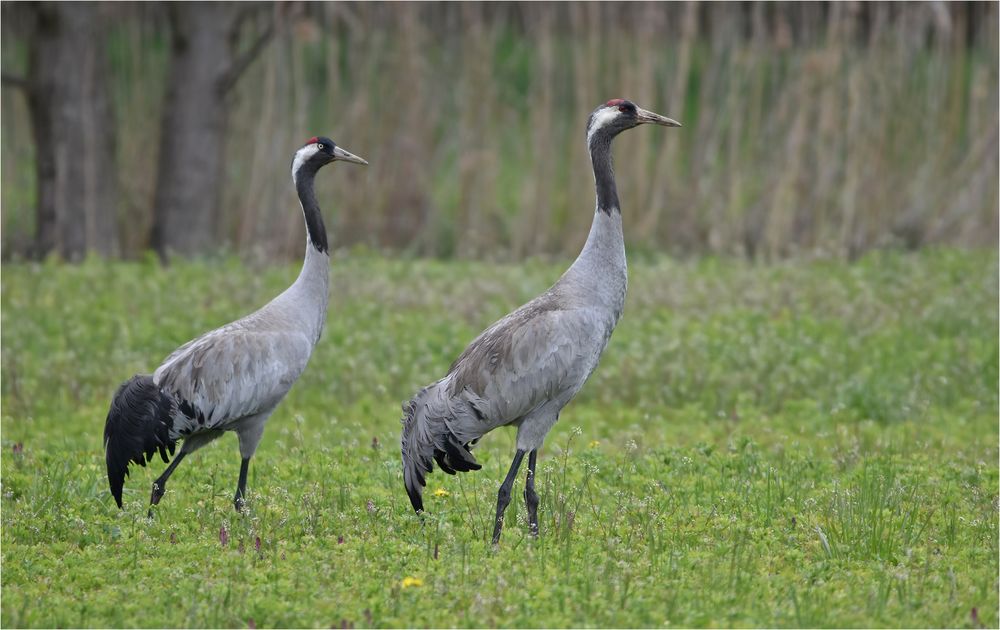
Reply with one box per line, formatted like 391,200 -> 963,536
153,304 -> 317,435
152,251 -> 328,433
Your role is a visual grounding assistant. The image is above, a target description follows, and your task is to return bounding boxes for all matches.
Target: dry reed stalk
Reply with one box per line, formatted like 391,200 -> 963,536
1,2 -> 995,260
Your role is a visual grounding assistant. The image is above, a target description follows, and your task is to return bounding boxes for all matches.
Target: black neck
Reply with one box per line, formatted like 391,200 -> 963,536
589,131 -> 619,214
294,164 -> 329,254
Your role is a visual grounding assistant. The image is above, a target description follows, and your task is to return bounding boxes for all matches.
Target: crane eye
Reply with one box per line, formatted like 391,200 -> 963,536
618,106 -> 628,113
317,143 -> 325,150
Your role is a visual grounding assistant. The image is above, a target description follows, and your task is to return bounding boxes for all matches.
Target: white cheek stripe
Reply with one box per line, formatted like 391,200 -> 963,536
587,108 -> 621,147
291,144 -> 320,183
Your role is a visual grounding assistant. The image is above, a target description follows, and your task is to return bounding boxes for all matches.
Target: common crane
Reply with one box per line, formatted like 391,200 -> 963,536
401,100 -> 680,543
104,137 -> 367,514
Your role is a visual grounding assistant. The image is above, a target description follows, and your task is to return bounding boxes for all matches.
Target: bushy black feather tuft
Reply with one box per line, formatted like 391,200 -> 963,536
103,375 -> 177,508
400,390 -> 482,514
434,450 -> 457,475
443,435 -> 481,473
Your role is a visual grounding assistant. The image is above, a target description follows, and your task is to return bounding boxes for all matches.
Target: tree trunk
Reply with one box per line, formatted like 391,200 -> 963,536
151,3 -> 274,260
27,2 -> 119,261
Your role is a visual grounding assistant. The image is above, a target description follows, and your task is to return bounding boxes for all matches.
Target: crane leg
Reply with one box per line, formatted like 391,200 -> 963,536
148,451 -> 187,517
492,449 -> 526,545
233,457 -> 250,513
524,450 -> 540,537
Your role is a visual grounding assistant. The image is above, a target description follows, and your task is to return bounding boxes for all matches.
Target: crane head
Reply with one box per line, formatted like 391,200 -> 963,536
291,136 -> 368,183
586,99 -> 681,146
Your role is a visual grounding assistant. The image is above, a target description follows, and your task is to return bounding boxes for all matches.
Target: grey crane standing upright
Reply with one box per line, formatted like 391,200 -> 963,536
401,99 -> 680,544
104,137 -> 367,514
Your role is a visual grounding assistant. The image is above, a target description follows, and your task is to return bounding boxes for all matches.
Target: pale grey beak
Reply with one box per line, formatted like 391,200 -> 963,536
636,107 -> 682,127
333,145 -> 368,165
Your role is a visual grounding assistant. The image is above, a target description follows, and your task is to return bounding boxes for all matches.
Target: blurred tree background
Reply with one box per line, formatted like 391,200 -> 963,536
1,1 -> 997,262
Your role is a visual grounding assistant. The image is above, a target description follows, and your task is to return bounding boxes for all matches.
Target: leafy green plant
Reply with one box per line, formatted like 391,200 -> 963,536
1,250 -> 997,627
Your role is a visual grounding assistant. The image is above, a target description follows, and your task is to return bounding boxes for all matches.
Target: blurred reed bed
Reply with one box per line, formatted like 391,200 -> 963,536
2,2 -> 997,261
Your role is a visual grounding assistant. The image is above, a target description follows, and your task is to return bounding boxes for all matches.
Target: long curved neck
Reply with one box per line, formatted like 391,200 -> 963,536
275,164 -> 330,346
560,130 -> 627,311
294,165 -> 329,255
589,131 -> 620,215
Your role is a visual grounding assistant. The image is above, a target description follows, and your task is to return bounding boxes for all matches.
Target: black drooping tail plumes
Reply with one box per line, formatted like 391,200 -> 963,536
400,384 -> 482,513
104,375 -> 177,508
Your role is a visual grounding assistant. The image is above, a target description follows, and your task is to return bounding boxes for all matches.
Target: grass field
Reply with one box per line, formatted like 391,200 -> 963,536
1,249 -> 997,628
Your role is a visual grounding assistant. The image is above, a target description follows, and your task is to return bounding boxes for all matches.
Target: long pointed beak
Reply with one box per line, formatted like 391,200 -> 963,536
636,107 -> 682,127
332,145 -> 368,165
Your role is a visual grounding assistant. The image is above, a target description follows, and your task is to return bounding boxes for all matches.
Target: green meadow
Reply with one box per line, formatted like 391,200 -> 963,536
1,249 -> 997,627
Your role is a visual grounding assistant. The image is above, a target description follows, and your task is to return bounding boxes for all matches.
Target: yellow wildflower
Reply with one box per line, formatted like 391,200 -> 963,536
401,576 -> 423,589
589,440 -> 601,448
432,488 -> 450,498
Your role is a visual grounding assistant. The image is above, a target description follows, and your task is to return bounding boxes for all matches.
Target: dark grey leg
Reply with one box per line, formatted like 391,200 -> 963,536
148,451 -> 188,516
492,449 -> 526,545
234,457 -> 250,513
524,449 -> 539,537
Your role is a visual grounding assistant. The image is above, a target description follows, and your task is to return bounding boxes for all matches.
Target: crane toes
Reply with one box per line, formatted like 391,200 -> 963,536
524,490 -> 540,537
148,482 -> 166,518
150,481 -> 165,506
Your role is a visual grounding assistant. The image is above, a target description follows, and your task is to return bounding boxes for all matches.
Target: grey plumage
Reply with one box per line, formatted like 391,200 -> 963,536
104,136 -> 367,512
401,100 -> 680,542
